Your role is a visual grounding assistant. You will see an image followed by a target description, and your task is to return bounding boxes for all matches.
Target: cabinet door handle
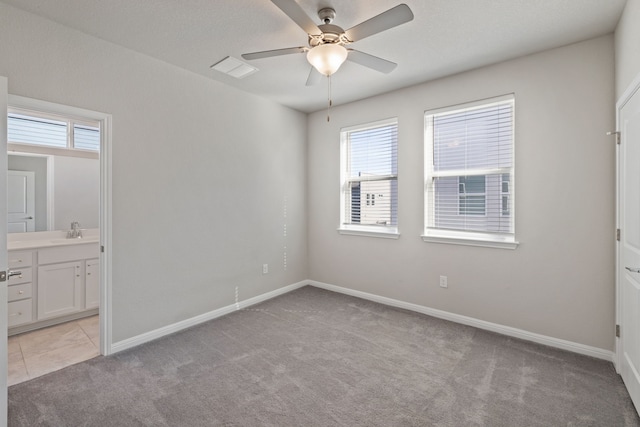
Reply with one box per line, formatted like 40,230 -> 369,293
7,270 -> 22,278
9,312 -> 21,317
18,290 -> 24,295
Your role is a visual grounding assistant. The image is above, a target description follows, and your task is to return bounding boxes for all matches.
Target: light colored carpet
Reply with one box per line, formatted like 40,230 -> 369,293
8,286 -> 640,426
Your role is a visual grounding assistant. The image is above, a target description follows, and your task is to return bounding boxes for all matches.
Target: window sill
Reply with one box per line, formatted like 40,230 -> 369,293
338,226 -> 400,239
422,230 -> 518,250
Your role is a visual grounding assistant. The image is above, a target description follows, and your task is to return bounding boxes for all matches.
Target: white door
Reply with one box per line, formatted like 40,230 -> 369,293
7,170 -> 35,233
618,76 -> 640,412
0,76 -> 10,423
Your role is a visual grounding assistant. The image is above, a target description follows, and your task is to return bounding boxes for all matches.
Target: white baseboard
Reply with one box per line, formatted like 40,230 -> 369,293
110,280 -> 308,354
111,279 -> 614,363
309,280 -> 615,362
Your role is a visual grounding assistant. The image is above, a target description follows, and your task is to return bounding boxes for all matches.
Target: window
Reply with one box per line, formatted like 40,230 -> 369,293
424,95 -> 517,249
8,108 -> 100,153
340,118 -> 399,238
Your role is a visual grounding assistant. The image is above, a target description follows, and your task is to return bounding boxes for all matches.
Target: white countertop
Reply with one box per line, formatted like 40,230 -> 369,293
8,229 -> 99,251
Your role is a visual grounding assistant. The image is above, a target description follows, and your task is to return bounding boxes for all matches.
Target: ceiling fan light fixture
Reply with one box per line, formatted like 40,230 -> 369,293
307,44 -> 348,76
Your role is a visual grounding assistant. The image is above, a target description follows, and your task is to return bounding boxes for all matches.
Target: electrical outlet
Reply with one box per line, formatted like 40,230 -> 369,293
262,264 -> 269,274
439,275 -> 448,288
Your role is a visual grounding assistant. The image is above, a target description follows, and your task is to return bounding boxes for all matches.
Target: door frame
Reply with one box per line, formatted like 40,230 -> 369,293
615,71 -> 640,371
1,75 -> 9,426
7,95 -> 113,356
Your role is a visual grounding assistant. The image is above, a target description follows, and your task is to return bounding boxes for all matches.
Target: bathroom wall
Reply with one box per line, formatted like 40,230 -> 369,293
53,155 -> 99,230
8,153 -> 99,232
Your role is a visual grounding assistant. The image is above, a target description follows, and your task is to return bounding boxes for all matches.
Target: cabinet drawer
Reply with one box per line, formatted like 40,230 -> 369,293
8,299 -> 33,327
8,251 -> 33,268
7,267 -> 32,285
38,243 -> 100,265
8,283 -> 32,302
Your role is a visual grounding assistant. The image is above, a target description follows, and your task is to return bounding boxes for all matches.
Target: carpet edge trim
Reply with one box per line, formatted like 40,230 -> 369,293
309,280 -> 614,362
110,280 -> 308,353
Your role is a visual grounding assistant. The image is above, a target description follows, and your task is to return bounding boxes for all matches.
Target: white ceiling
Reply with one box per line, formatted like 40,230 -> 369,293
2,0 -> 627,113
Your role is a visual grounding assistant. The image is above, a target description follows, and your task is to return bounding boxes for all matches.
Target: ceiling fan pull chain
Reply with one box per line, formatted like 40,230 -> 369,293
327,75 -> 332,122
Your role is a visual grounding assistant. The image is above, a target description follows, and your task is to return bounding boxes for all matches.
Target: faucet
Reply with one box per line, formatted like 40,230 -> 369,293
67,221 -> 83,239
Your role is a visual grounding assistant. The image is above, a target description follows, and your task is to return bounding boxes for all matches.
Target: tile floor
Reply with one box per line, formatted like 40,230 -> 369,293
8,315 -> 100,386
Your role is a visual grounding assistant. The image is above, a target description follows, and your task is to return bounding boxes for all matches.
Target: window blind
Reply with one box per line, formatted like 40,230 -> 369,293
73,124 -> 100,151
8,113 -> 68,148
343,120 -> 398,228
8,111 -> 100,152
426,97 -> 514,235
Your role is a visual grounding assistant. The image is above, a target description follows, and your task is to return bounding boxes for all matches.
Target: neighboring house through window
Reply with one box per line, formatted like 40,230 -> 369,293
501,173 -> 511,216
340,118 -> 399,238
424,95 -> 517,248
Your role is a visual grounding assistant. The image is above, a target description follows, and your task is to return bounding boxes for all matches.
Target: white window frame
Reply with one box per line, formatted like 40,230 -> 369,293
423,95 -> 518,249
339,117 -> 399,239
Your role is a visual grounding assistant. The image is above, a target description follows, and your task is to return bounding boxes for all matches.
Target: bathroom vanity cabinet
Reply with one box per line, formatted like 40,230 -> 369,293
85,258 -> 100,309
7,250 -> 34,328
7,233 -> 99,335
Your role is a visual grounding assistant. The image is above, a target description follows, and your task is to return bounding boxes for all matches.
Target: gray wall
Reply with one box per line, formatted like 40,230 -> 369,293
615,0 -> 640,98
0,3 -> 308,342
307,35 -> 615,351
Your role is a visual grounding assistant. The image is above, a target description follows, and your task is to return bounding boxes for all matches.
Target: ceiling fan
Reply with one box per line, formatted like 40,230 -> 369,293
242,0 -> 414,86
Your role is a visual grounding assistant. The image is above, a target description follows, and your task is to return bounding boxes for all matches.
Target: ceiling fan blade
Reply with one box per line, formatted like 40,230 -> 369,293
306,66 -> 322,86
242,46 -> 307,60
271,0 -> 321,35
347,50 -> 397,74
344,4 -> 414,42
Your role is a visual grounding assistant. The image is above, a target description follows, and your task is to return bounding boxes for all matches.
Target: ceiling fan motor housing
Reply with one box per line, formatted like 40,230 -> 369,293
309,23 -> 346,46
308,8 -> 350,47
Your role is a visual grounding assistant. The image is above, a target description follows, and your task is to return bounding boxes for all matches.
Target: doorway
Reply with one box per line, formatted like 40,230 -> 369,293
5,95 -> 112,384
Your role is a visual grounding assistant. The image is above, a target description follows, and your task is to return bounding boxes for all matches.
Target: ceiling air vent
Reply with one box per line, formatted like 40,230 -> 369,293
210,56 -> 258,79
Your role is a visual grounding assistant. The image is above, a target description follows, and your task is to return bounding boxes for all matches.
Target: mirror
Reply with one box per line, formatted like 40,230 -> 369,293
8,152 -> 99,233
